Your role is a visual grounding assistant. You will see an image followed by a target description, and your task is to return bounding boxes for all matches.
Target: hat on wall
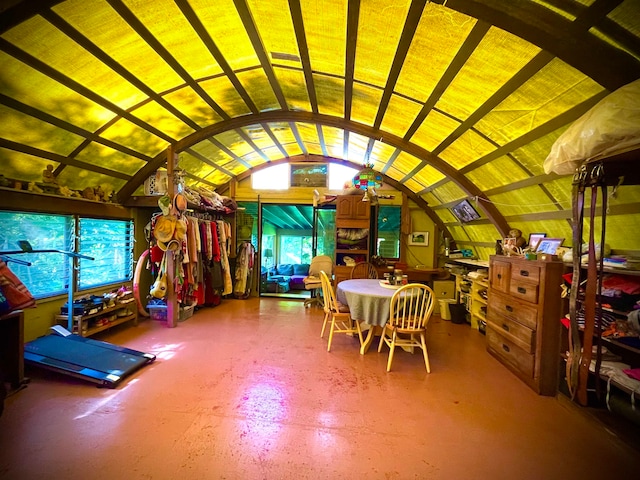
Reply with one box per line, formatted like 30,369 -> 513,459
173,193 -> 187,214
153,215 -> 176,243
157,238 -> 180,251
174,217 -> 187,242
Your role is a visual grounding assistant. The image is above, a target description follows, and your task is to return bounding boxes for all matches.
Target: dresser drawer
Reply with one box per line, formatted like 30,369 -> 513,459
511,264 -> 540,284
486,316 -> 535,353
509,280 -> 539,304
487,327 -> 534,379
488,290 -> 538,330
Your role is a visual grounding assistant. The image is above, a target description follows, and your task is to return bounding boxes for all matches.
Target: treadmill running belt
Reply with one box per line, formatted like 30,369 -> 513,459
24,334 -> 155,387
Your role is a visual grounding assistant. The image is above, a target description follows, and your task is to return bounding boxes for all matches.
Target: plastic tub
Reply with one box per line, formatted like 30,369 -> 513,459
438,299 -> 457,320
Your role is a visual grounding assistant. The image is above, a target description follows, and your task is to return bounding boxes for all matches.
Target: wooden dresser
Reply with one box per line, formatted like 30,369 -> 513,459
486,255 -> 564,395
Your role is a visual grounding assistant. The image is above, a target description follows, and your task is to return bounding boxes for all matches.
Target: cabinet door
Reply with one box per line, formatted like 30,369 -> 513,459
336,196 -> 355,220
353,199 -> 370,220
490,258 -> 511,293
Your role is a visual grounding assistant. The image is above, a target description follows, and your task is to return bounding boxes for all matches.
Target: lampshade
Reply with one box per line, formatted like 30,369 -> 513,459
352,163 -> 382,189
264,248 -> 273,258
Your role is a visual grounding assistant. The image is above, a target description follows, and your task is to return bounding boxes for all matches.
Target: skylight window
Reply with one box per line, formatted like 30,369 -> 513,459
328,164 -> 358,190
252,164 -> 290,189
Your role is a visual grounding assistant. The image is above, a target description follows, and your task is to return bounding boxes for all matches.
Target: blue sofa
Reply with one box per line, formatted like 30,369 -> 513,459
264,263 -> 310,290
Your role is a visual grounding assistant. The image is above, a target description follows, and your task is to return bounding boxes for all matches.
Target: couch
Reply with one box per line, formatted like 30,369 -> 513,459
263,263 -> 310,291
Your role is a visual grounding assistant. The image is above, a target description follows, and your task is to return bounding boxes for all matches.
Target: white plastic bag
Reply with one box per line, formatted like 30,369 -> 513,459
544,79 -> 640,175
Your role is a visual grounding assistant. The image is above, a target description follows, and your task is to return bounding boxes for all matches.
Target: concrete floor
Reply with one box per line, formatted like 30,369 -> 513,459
1,298 -> 639,480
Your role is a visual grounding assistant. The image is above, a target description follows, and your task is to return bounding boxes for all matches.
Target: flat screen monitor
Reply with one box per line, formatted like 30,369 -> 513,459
451,199 -> 481,223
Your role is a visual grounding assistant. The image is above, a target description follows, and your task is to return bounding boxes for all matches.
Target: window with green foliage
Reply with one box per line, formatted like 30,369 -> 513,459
78,218 -> 134,290
377,206 -> 401,259
279,235 -> 313,265
0,211 -> 134,298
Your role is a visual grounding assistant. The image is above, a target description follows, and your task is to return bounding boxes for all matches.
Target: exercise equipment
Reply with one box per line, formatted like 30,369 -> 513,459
24,326 -> 155,388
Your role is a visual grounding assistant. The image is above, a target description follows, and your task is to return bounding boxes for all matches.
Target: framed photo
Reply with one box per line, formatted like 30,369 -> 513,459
409,231 -> 429,246
503,237 -> 517,249
536,238 -> 564,255
528,233 -> 546,250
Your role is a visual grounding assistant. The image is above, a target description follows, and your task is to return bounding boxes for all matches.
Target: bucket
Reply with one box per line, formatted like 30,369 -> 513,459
449,304 -> 467,324
438,299 -> 456,320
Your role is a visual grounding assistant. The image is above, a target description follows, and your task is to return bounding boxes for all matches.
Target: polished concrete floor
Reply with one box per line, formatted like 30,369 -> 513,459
1,298 -> 639,479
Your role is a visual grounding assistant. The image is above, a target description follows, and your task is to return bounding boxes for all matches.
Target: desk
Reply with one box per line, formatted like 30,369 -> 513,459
336,279 -> 398,354
0,310 -> 27,392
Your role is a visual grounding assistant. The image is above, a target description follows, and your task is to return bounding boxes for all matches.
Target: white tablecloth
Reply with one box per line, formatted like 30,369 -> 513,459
336,279 -> 398,327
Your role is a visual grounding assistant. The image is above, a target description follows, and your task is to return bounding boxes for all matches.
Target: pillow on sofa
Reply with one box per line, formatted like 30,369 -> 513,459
278,264 -> 294,276
293,264 -> 309,276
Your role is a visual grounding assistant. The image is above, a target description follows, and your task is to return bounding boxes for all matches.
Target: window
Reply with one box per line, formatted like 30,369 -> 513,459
0,210 -> 134,298
279,235 -> 312,265
328,164 -> 358,190
252,164 -> 290,189
78,218 -> 134,290
377,206 -> 400,259
0,211 -> 73,299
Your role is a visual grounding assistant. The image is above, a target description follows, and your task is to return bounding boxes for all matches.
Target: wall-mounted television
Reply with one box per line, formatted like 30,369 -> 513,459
451,199 -> 481,223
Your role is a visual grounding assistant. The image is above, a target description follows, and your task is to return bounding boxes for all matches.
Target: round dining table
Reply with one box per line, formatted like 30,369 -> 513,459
336,278 -> 401,354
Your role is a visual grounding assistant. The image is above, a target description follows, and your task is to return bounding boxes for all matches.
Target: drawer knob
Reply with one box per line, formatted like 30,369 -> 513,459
502,344 -> 510,353
520,270 -> 529,277
502,323 -> 509,332
517,286 -> 526,294
497,273 -> 502,280
506,305 -> 513,312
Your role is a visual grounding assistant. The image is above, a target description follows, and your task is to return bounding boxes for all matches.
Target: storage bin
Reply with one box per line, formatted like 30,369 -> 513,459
179,304 -> 195,322
438,299 -> 457,320
148,304 -> 167,321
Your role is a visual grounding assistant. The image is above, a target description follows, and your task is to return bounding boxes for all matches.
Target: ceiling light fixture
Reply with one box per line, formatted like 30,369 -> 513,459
352,162 -> 382,190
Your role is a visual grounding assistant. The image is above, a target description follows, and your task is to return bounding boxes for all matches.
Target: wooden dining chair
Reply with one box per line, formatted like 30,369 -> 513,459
319,270 -> 363,352
350,261 -> 379,279
378,283 -> 435,372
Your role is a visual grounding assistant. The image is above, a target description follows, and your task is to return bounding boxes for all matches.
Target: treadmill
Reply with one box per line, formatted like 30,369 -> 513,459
24,326 -> 155,388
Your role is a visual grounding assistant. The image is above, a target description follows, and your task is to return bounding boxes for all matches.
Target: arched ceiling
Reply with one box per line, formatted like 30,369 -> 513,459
1,0 -> 639,256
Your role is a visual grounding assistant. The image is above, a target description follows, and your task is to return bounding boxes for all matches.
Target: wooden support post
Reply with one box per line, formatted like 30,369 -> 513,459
165,145 -> 177,328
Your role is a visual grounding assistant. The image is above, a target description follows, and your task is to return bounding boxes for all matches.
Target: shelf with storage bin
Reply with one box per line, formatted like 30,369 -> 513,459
470,277 -> 489,331
334,194 -> 372,286
55,293 -> 137,337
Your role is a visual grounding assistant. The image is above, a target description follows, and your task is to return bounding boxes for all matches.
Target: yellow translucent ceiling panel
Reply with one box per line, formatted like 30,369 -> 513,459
124,0 -> 223,81
0,105 -> 83,156
179,153 -> 228,182
466,156 -> 530,191
422,191 -> 443,207
241,125 -> 278,156
295,122 -> 321,150
201,169 -> 234,187
56,166 -> 127,192
510,131 -> 566,176
100,118 -> 168,157
404,177 -> 426,193
133,101 -> 195,140
543,178 -> 573,210
489,186 -> 560,217
434,207 -> 457,224
390,150 -> 422,176
301,0 -> 346,76
383,165 -> 405,183
463,224 -> 501,243
599,215 -> 640,251
379,94 -> 423,139
414,164 -> 447,187
396,3 -> 474,102
351,83 -> 382,126
53,0 -> 183,93
267,121 -> 298,150
3,15 -> 146,111
411,110 -> 460,152
189,140 -> 238,173
74,142 -> 146,176
0,149 -> 59,183
187,0 -> 259,70
273,68 -> 311,112
236,70 -> 279,112
439,130 -> 497,169
430,181 -> 467,204
346,132 -> 369,165
369,141 -> 398,171
163,87 -> 224,128
479,59 -> 605,145
437,27 -> 541,122
247,0 -> 299,67
199,76 -> 253,118
354,0 -> 409,87
322,126 -> 345,158
314,74 -> 345,118
0,53 -> 115,132
215,130 -> 256,160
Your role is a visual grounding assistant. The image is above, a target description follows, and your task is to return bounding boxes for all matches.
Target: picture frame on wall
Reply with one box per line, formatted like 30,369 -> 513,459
409,231 -> 429,246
